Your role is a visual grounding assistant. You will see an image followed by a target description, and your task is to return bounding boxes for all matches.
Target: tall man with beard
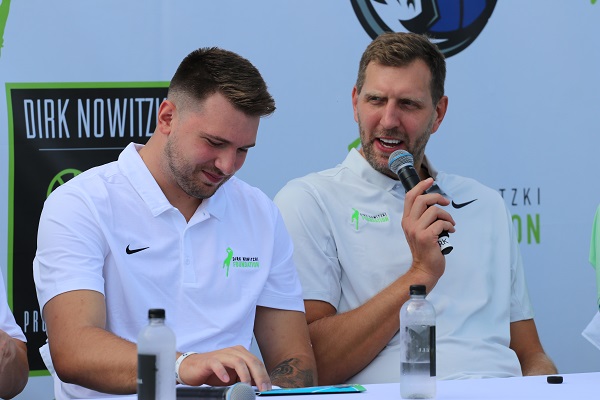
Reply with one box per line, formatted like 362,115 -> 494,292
274,32 -> 556,384
34,47 -> 316,400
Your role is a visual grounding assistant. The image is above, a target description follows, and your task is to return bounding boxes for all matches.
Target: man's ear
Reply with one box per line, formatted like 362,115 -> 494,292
351,86 -> 359,123
156,100 -> 176,135
431,95 -> 448,134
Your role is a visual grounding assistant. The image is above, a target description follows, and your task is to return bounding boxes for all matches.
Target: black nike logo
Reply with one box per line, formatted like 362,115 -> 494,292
451,199 -> 478,209
126,245 -> 149,254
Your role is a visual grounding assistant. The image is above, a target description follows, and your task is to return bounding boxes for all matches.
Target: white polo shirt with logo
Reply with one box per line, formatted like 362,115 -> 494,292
34,143 -> 304,399
274,149 -> 533,383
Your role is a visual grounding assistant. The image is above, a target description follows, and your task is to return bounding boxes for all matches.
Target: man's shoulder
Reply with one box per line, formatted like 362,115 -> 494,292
278,164 -> 349,194
439,172 -> 501,198
438,172 -> 508,217
49,160 -> 121,197
222,176 -> 278,210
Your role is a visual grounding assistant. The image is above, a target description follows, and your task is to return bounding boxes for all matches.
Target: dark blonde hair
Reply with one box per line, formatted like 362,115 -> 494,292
356,32 -> 446,105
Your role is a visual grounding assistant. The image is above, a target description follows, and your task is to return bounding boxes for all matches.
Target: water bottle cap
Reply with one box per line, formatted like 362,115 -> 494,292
148,308 -> 166,319
409,284 -> 426,295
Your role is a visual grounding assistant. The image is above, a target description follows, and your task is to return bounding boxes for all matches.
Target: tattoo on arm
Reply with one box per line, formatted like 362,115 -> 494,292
270,358 -> 315,388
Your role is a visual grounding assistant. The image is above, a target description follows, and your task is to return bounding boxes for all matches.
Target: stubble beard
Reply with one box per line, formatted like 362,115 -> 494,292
164,138 -> 229,200
359,118 -> 434,178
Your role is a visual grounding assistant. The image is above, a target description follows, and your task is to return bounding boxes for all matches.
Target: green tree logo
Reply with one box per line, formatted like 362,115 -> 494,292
351,208 -> 360,230
222,247 -> 234,277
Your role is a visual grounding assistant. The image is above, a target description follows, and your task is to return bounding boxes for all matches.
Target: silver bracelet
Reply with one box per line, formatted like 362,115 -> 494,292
175,352 -> 198,385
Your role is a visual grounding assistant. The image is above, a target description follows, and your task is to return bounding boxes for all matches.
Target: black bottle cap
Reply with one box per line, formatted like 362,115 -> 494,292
409,285 -> 426,295
148,308 -> 165,319
547,375 -> 563,384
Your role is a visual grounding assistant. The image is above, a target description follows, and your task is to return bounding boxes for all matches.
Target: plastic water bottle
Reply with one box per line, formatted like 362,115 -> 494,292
400,285 -> 436,399
137,308 -> 176,400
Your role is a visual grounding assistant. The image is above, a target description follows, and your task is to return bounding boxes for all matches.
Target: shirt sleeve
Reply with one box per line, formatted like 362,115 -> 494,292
0,270 -> 26,342
256,208 -> 305,313
33,184 -> 107,311
506,205 -> 535,322
274,179 -> 342,310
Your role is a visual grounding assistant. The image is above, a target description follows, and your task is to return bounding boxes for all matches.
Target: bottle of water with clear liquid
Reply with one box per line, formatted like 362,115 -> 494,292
137,308 -> 176,400
400,285 -> 436,399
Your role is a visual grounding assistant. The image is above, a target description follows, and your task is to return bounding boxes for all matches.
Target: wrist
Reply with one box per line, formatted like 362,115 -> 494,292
404,267 -> 439,292
175,352 -> 197,385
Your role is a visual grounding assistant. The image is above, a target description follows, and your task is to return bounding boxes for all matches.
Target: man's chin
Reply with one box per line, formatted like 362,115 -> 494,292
185,184 -> 220,200
367,160 -> 396,179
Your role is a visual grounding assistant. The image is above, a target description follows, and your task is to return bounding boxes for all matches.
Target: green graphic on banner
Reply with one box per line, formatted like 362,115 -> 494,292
347,137 -> 361,152
47,168 -> 82,197
6,81 -> 168,374
0,0 -> 11,58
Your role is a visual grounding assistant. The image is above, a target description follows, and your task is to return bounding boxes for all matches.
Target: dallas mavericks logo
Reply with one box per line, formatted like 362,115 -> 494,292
351,0 -> 497,57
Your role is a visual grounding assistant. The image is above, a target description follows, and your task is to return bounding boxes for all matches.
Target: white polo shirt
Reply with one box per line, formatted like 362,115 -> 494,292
34,143 -> 304,399
275,149 -> 533,383
0,270 -> 26,342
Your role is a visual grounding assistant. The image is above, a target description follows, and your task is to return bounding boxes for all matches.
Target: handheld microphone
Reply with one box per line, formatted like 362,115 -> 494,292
388,150 -> 453,255
176,382 -> 256,400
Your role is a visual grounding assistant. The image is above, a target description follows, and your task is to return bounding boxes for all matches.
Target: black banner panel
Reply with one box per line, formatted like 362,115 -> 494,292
7,82 -> 168,373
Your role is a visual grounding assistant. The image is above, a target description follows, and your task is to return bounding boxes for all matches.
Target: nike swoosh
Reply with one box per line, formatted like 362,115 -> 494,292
126,245 -> 149,255
451,199 -> 478,209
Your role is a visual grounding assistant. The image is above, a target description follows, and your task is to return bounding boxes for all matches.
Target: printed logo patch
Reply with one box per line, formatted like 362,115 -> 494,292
351,208 -> 390,230
222,247 -> 234,277
222,247 -> 260,277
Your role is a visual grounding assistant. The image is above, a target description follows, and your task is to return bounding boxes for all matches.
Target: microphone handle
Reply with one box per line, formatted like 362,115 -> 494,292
397,165 -> 421,190
398,166 -> 453,255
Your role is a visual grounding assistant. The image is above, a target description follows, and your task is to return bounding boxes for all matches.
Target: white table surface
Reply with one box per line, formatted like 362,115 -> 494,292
100,372 -> 600,400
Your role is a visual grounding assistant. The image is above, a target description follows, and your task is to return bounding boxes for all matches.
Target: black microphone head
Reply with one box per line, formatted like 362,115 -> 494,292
388,150 -> 414,175
226,382 -> 256,400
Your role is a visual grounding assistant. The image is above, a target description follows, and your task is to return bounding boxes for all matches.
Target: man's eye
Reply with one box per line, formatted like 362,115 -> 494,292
400,100 -> 420,110
207,139 -> 224,147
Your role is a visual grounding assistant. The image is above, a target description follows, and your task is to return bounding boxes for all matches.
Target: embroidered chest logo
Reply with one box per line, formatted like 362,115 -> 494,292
222,247 -> 234,277
351,208 -> 390,230
222,247 -> 260,277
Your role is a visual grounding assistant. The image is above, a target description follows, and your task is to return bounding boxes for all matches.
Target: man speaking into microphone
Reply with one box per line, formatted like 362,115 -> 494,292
274,32 -> 556,385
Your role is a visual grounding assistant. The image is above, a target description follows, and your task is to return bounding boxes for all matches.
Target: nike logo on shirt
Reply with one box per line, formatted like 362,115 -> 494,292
126,245 -> 149,254
451,199 -> 478,209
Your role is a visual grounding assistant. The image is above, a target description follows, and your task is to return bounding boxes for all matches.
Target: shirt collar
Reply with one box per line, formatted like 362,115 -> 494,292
341,148 -> 445,195
119,143 -> 173,216
195,178 -> 228,221
118,142 -> 227,220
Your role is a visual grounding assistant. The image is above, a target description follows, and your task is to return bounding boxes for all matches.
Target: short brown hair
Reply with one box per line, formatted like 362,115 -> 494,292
356,32 -> 446,105
168,47 -> 275,117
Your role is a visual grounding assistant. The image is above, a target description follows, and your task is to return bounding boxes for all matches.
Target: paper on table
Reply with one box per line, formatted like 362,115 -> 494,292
257,384 -> 366,396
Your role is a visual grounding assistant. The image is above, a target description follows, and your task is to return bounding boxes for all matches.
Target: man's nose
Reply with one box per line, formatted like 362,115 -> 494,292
215,149 -> 237,176
380,103 -> 401,130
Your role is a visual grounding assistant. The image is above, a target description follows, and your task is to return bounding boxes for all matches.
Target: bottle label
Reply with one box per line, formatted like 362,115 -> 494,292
138,354 -> 156,400
429,325 -> 436,377
404,325 -> 436,377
